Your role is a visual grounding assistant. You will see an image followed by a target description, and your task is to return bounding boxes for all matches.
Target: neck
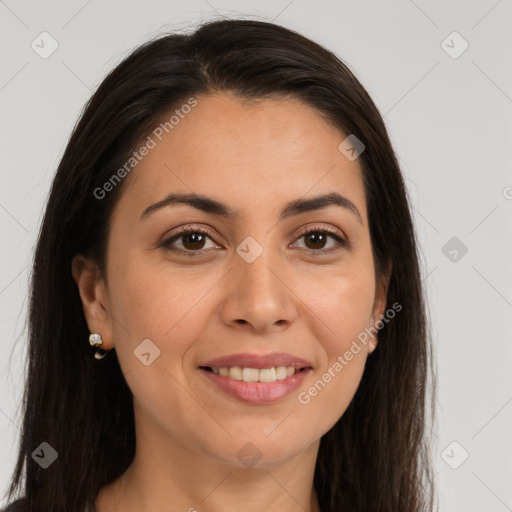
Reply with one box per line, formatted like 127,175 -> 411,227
96,404 -> 321,512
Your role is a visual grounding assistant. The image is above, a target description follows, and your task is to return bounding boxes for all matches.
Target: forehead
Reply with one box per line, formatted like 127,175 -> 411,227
113,93 -> 368,225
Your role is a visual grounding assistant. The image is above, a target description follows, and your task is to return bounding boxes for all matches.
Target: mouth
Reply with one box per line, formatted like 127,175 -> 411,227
199,365 -> 309,383
198,352 -> 313,404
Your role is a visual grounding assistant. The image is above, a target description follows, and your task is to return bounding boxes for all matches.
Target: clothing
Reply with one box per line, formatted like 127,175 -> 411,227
2,498 -> 94,511
1,500 -> 26,512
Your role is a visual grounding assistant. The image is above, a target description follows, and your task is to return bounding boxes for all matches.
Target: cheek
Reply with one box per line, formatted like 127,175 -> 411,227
105,256 -> 210,430
107,251 -> 224,375
309,266 -> 376,352
296,262 -> 375,422
109,249 -> 195,335
296,283 -> 372,433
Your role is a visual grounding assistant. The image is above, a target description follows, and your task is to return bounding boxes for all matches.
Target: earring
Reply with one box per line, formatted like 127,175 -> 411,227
89,333 -> 108,360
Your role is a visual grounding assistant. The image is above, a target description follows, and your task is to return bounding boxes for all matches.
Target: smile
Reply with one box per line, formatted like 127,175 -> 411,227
202,365 -> 305,382
198,352 -> 313,404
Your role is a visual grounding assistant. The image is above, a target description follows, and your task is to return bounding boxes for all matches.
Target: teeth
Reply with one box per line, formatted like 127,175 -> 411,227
259,367 -> 276,382
242,367 -> 259,382
276,366 -> 287,380
212,366 -> 298,383
229,366 -> 243,380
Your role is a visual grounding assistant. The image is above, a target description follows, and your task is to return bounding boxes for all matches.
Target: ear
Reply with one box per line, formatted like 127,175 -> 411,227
368,259 -> 392,354
71,254 -> 114,350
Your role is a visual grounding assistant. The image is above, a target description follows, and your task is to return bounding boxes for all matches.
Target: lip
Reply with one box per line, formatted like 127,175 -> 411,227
200,352 -> 313,370
198,352 -> 313,405
200,366 -> 312,404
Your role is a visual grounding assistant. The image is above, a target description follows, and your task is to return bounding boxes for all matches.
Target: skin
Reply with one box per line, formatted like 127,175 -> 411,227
72,92 -> 390,512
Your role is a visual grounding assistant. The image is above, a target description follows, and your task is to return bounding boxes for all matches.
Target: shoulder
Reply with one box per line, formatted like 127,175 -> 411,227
1,498 -> 28,512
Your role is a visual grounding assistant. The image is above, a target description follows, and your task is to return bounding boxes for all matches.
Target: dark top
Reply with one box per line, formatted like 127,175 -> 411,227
1,499 -> 27,512
1,498 -> 92,511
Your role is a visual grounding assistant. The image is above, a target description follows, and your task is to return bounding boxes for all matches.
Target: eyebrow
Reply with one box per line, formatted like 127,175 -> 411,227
140,191 -> 363,225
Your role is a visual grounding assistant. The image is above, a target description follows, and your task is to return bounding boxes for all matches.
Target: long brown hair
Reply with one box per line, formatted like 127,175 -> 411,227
4,18 -> 436,512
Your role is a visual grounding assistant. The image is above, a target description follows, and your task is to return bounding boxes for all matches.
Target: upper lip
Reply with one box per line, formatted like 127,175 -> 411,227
200,352 -> 313,370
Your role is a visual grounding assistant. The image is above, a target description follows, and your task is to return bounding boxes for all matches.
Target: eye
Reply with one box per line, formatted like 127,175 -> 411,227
291,227 -> 347,254
161,225 -> 348,257
161,226 -> 221,256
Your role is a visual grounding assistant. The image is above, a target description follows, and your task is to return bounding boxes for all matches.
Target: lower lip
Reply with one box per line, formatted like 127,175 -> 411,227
200,368 -> 312,404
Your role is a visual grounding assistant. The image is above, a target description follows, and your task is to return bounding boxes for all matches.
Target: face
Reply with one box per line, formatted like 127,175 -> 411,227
74,93 -> 389,469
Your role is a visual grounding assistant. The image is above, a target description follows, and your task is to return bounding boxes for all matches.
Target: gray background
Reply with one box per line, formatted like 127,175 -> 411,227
1,1 -> 511,510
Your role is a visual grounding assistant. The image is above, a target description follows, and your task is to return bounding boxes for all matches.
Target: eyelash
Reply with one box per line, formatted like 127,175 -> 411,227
160,225 -> 348,257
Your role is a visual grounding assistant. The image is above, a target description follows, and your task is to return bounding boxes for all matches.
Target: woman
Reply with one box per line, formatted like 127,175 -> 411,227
2,18 -> 436,512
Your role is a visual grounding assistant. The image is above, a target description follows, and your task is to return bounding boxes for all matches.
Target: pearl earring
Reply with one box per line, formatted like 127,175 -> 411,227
89,333 -> 108,360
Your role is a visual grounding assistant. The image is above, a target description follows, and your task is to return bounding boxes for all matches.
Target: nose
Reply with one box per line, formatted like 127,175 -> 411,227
220,249 -> 298,334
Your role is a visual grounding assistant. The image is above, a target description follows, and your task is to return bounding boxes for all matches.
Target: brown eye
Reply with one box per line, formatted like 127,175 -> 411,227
161,227 -> 220,255
303,231 -> 329,250
181,232 -> 207,250
293,228 -> 347,254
